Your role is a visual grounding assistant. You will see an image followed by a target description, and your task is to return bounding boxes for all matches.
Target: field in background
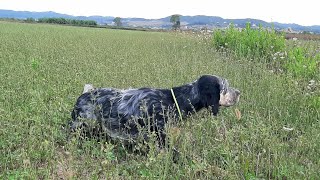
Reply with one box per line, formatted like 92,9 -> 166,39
285,33 -> 320,41
0,21 -> 319,179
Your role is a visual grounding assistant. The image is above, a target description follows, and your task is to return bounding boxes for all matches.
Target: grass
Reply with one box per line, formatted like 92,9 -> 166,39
0,21 -> 319,179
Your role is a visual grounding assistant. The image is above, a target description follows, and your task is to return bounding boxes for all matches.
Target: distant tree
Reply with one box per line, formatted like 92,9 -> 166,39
170,14 -> 181,30
113,17 -> 122,27
25,18 -> 35,23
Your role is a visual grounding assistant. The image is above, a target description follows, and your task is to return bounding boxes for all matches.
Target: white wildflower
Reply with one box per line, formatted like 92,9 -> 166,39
309,79 -> 315,86
283,126 -> 294,131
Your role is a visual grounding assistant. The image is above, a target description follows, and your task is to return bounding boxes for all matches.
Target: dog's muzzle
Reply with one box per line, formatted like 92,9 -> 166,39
219,88 -> 240,107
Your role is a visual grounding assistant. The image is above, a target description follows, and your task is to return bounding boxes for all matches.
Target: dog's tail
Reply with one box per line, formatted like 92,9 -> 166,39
83,84 -> 94,94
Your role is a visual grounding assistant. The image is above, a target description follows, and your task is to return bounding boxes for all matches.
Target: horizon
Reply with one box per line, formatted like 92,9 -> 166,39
2,8 -> 319,27
1,0 -> 319,26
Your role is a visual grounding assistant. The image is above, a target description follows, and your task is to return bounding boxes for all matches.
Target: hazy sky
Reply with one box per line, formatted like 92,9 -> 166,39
1,0 -> 319,26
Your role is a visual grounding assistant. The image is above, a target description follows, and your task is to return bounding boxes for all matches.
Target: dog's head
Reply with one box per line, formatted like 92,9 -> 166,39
218,78 -> 240,107
197,75 -> 240,115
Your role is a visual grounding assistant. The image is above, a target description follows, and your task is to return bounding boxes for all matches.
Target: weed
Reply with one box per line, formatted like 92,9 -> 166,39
31,58 -> 40,70
285,46 -> 319,78
212,23 -> 320,79
213,23 -> 286,62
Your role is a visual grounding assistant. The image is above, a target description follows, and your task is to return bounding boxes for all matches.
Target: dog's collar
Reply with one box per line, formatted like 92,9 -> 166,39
170,89 -> 183,121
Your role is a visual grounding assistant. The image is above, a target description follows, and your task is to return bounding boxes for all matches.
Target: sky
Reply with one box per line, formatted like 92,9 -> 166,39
1,0 -> 319,26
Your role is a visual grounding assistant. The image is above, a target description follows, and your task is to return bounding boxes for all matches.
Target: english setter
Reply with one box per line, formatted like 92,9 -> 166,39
70,75 -> 240,146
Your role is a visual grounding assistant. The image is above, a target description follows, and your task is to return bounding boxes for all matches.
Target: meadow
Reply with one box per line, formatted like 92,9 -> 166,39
0,21 -> 319,179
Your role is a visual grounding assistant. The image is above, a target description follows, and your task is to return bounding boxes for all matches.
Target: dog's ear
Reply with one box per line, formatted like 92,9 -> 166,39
197,75 -> 221,115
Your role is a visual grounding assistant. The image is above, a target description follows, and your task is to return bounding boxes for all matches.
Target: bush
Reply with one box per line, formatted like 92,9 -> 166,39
213,23 -> 286,62
213,23 -> 320,79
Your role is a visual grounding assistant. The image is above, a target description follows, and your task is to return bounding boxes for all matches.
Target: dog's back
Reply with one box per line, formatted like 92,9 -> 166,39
70,86 -> 172,139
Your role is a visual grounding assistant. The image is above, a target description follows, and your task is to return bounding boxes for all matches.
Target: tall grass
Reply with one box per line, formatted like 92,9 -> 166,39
212,23 -> 320,79
0,21 -> 319,179
212,23 -> 286,62
285,46 -> 319,78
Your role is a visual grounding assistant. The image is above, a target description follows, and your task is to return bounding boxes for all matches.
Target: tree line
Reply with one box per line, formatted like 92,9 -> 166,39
26,17 -> 97,27
19,15 -> 181,29
112,15 -> 181,30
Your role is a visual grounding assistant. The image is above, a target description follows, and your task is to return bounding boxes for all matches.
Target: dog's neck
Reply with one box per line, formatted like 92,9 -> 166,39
171,81 -> 202,115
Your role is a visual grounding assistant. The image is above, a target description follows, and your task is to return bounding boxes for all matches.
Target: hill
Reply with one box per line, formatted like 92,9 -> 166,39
1,9 -> 320,33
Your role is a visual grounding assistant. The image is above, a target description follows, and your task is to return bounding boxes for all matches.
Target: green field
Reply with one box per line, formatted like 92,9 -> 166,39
0,21 -> 319,179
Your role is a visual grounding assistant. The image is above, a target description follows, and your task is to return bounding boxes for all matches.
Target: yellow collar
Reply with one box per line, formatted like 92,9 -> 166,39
170,89 -> 183,121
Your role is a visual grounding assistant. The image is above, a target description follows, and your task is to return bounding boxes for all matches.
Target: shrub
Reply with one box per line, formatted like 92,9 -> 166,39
212,23 -> 286,62
213,23 -> 320,79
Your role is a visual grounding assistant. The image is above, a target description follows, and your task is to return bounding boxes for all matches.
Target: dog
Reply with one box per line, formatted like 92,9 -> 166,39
69,75 -> 240,146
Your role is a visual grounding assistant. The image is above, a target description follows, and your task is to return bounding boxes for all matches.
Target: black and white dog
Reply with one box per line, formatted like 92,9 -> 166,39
70,75 -> 240,146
